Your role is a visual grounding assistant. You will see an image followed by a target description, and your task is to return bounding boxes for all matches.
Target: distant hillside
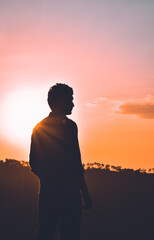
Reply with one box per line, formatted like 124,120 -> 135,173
0,159 -> 154,240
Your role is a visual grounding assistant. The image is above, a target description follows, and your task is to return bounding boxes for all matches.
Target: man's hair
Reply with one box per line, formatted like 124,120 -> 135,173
47,83 -> 73,109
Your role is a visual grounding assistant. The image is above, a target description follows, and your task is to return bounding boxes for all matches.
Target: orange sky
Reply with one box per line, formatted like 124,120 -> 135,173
0,0 -> 154,169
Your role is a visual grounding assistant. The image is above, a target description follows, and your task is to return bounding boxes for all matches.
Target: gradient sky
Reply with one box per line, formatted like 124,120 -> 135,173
0,0 -> 154,169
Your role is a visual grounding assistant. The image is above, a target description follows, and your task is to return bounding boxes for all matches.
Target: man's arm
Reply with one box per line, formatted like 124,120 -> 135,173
79,173 -> 93,209
29,128 -> 43,178
29,129 -> 38,175
73,122 -> 93,209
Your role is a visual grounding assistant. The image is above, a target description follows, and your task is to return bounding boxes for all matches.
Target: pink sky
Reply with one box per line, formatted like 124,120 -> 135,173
0,0 -> 154,169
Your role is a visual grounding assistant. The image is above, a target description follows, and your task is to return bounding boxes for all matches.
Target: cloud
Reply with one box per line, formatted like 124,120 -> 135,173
86,103 -> 96,108
86,94 -> 154,119
85,97 -> 123,120
116,95 -> 154,119
86,97 -> 107,108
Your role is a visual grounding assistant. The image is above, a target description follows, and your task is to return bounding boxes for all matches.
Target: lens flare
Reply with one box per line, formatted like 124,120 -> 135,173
1,88 -> 49,144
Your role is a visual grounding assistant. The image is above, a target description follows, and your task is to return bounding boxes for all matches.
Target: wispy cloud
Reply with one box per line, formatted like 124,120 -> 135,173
86,103 -> 96,108
86,97 -> 107,108
86,94 -> 154,119
116,95 -> 154,119
85,96 -> 122,119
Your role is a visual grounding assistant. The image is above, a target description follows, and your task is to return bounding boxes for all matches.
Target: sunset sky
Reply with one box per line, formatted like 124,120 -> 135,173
0,0 -> 154,170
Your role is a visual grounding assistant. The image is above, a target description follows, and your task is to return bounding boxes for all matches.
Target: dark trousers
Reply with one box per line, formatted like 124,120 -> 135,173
37,191 -> 82,240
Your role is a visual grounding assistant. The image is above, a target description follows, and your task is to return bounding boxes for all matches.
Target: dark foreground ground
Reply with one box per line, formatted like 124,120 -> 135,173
0,159 -> 154,240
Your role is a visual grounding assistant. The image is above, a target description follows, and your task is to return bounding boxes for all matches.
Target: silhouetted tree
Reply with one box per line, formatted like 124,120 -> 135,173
105,164 -> 110,170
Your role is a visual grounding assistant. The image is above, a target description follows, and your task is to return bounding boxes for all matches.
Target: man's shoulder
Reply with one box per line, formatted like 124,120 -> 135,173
33,116 -> 50,132
32,115 -> 78,134
66,118 -> 77,129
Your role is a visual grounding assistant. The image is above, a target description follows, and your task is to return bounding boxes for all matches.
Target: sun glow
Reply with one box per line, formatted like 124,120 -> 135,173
1,88 -> 49,144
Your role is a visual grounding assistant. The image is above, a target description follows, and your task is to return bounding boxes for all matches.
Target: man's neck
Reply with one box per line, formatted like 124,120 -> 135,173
49,111 -> 66,118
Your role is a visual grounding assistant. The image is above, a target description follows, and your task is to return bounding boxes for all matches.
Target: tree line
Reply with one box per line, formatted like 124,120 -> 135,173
0,158 -> 154,240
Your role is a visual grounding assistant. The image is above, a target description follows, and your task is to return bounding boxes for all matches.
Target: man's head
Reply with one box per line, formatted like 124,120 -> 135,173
47,83 -> 74,115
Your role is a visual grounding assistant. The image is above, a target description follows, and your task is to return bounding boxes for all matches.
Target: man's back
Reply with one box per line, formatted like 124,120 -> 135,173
29,112 -> 84,192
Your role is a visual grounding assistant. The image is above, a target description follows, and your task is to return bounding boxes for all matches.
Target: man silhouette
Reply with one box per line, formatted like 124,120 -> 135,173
29,83 -> 92,240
